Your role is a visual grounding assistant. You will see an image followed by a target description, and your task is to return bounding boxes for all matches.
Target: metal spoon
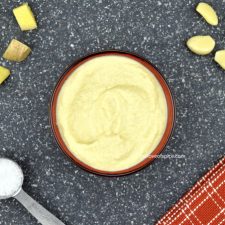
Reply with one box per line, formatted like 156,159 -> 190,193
0,158 -> 65,225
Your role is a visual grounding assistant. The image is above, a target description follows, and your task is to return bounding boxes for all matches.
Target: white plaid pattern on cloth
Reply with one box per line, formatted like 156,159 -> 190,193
156,157 -> 225,225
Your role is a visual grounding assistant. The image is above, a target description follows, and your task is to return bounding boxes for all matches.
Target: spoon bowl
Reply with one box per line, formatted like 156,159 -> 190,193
0,158 -> 23,200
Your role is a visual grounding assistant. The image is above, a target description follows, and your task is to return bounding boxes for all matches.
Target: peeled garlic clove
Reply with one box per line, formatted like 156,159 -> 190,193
214,50 -> 225,70
187,35 -> 215,55
196,2 -> 218,26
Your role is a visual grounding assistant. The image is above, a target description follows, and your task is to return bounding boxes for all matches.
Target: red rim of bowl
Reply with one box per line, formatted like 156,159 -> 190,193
50,50 -> 175,176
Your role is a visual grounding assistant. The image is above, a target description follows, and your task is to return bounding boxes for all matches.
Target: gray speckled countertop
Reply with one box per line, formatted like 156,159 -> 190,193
0,0 -> 224,224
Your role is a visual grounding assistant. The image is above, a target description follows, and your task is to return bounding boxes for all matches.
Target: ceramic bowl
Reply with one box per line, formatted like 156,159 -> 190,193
50,51 -> 175,176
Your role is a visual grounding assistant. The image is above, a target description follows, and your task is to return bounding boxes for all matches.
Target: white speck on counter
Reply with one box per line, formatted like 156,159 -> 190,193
0,158 -> 23,199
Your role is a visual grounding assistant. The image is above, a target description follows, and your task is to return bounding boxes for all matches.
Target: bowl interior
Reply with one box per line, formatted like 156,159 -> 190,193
50,51 -> 175,176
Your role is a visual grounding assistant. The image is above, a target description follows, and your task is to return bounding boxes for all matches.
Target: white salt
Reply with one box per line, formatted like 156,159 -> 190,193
0,158 -> 23,199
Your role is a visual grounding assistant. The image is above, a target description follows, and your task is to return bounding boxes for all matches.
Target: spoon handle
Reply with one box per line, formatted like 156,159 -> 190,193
14,189 -> 65,225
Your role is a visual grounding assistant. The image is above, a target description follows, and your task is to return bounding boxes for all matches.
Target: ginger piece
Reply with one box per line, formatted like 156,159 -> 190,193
187,35 -> 215,55
13,3 -> 37,31
196,2 -> 218,26
214,50 -> 225,70
0,66 -> 11,84
3,39 -> 31,62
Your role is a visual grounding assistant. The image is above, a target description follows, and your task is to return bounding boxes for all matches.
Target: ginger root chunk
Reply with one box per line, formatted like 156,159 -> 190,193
3,39 -> 31,62
13,3 -> 37,31
0,66 -> 11,85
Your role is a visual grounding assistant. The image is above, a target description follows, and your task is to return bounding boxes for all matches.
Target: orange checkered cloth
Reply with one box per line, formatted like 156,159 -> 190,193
156,157 -> 225,225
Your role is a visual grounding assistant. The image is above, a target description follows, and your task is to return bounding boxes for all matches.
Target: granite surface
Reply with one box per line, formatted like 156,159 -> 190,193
0,0 -> 225,224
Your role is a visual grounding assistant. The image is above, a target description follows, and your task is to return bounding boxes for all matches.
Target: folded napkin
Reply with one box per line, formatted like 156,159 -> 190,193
156,157 -> 225,225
